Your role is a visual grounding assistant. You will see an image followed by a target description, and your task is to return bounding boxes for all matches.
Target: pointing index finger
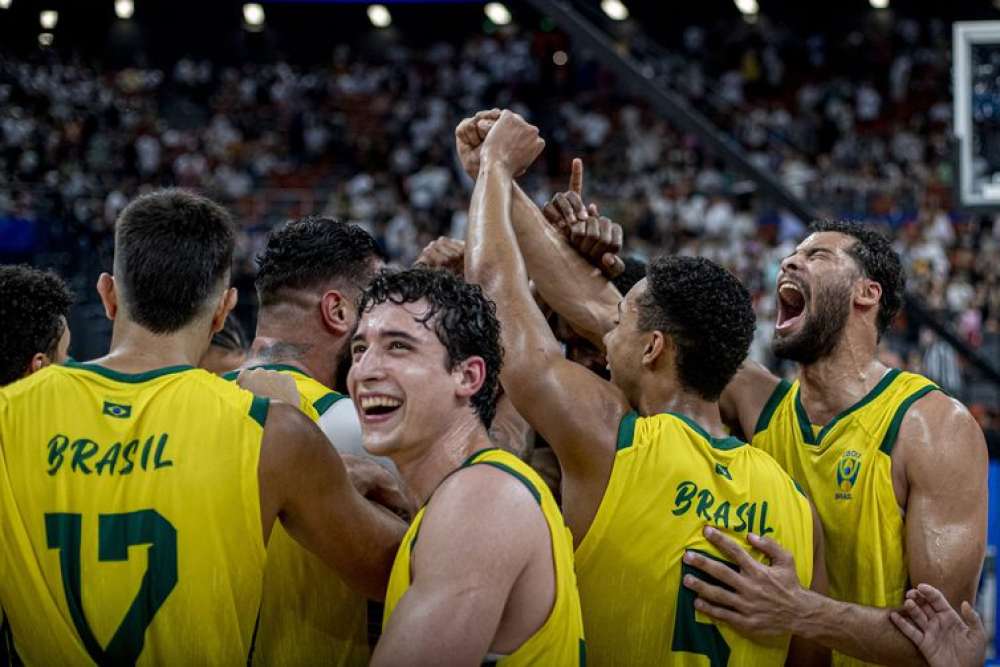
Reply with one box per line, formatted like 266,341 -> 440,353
569,158 -> 584,196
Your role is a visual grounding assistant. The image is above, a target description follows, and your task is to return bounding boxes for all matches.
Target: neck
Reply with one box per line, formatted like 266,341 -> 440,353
636,376 -> 728,439
96,318 -> 208,371
796,324 -> 886,423
250,316 -> 345,389
391,412 -> 493,506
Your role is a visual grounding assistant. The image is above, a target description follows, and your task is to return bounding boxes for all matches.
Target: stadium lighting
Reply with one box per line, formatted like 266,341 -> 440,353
553,50 -> 569,66
39,10 -> 58,29
600,0 -> 629,21
0,0 -> 12,10
114,0 -> 134,20
38,32 -> 53,46
733,0 -> 758,15
368,4 -> 391,28
243,3 -> 265,28
869,0 -> 889,7
484,2 -> 511,26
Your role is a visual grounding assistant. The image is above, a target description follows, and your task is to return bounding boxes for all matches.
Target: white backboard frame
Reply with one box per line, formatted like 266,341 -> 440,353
953,21 -> 1000,210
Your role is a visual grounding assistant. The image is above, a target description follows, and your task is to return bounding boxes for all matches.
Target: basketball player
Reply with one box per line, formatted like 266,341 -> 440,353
0,264 -> 72,662
514,201 -> 987,664
464,109 -> 825,664
0,264 -> 72,386
0,189 -> 405,664
230,215 -> 402,666
683,221 -> 988,666
350,267 -> 585,665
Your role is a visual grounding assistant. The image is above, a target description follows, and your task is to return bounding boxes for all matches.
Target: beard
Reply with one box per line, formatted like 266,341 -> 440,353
772,280 -> 851,364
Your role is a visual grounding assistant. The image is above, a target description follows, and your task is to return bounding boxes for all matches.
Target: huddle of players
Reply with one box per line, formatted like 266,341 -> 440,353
0,108 -> 989,666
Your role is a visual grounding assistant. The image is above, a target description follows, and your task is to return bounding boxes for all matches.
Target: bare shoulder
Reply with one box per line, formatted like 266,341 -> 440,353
414,462 -> 548,570
897,390 -> 987,476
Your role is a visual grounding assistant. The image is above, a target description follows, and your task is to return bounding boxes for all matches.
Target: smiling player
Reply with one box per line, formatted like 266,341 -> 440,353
349,267 -> 585,665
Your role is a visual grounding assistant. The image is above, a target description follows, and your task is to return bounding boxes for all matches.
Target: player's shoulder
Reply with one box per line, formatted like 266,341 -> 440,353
896,386 -> 984,454
435,457 -> 544,514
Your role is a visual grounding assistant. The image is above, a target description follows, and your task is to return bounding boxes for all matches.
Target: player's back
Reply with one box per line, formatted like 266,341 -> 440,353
575,411 -> 813,666
0,360 -> 269,665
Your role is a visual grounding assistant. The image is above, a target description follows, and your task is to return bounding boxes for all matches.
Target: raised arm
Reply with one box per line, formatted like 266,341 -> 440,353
259,402 -> 406,600
371,466 -> 546,666
456,112 -> 620,349
464,110 -> 629,536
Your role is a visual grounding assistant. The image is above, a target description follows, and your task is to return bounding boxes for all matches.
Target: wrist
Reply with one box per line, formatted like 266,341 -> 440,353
789,587 -> 827,638
478,149 -> 514,177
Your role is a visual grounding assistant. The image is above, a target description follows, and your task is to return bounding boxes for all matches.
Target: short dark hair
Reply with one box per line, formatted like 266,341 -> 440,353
256,217 -> 382,307
0,265 -> 72,385
809,220 -> 904,338
114,189 -> 234,333
358,268 -> 503,428
637,256 -> 755,401
612,256 -> 647,296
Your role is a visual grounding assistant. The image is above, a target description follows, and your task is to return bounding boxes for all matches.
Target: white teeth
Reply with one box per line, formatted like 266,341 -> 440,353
360,396 -> 402,410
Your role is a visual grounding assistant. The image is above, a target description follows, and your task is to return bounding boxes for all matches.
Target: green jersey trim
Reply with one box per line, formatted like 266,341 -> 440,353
667,412 -> 746,451
753,379 -> 792,435
312,392 -> 346,416
794,368 -> 902,446
64,360 -> 195,383
249,396 -> 270,428
222,363 -> 312,382
878,385 -> 940,456
616,411 -> 639,450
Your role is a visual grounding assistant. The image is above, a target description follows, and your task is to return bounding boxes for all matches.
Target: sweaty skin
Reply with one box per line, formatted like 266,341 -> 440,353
521,225 -> 987,665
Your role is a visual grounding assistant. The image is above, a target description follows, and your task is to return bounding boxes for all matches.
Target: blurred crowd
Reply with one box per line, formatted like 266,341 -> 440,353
0,13 -> 997,425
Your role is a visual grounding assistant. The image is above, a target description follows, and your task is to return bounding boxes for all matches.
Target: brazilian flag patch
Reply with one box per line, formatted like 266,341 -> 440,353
102,401 -> 132,419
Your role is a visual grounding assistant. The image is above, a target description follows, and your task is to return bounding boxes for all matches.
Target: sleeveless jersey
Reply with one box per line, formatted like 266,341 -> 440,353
0,361 -> 268,665
225,364 -> 368,667
576,412 -> 814,666
752,369 -> 938,667
383,449 -> 586,666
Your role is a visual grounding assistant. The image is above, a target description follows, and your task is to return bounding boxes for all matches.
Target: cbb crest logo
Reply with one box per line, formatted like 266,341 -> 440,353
835,450 -> 861,500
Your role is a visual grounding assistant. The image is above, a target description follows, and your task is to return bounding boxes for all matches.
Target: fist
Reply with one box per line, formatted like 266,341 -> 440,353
455,109 -> 500,180
414,237 -> 465,275
481,110 -> 545,177
237,368 -> 300,406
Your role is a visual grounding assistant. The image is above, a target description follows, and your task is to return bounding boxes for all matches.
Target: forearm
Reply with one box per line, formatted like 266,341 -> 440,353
793,590 -> 926,666
510,184 -> 619,348
466,160 -> 562,360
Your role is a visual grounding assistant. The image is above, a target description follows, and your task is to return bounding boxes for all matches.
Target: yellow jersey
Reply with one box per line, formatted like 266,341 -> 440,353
0,361 -> 268,665
383,448 -> 586,666
753,369 -> 938,667
576,412 -> 814,666
224,363 -> 369,667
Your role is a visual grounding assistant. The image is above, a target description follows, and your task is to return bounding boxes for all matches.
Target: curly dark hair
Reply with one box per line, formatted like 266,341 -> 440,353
358,268 -> 503,428
256,216 -> 383,307
810,220 -> 904,338
115,189 -> 234,333
637,256 -> 755,401
0,265 -> 72,386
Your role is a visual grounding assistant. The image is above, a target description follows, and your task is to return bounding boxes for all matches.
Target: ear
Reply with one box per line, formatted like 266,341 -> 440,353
453,356 -> 486,401
96,273 -> 118,320
642,330 -> 669,368
210,287 -> 238,334
855,277 -> 882,310
26,352 -> 52,377
320,290 -> 354,336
